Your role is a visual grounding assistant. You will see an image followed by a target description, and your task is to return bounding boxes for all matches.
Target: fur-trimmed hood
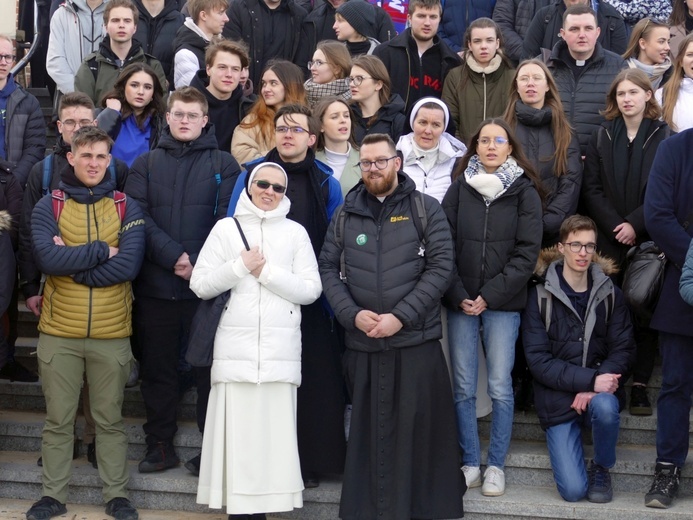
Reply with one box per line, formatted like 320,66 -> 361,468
534,246 -> 619,278
0,210 -> 12,233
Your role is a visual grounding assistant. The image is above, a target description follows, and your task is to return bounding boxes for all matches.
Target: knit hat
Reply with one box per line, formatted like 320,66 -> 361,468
336,0 -> 376,39
409,96 -> 450,130
246,162 -> 289,196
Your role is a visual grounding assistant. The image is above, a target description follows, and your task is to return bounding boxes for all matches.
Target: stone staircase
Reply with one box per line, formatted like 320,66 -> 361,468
2,305 -> 692,519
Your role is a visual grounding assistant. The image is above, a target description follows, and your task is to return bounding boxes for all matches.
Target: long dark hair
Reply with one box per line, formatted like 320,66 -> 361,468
101,63 -> 165,130
503,59 -> 574,177
453,118 -> 546,202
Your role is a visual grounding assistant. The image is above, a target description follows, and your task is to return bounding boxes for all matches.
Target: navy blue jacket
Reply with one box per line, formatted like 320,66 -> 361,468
522,252 -> 635,430
438,0 -> 497,52
644,129 -> 693,337
126,125 -> 240,300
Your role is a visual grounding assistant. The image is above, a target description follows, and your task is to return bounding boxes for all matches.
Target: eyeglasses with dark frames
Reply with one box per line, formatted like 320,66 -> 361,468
563,242 -> 597,254
357,156 -> 397,171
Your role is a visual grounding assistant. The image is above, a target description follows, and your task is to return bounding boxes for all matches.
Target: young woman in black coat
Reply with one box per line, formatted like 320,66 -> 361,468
581,68 -> 673,417
348,55 -> 406,144
504,59 -> 583,247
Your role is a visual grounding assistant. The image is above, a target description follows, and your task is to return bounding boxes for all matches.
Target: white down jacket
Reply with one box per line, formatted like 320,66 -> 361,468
396,132 -> 467,203
189,190 -> 322,386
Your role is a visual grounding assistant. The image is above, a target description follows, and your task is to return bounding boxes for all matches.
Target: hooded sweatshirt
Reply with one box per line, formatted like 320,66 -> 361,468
47,0 -> 107,93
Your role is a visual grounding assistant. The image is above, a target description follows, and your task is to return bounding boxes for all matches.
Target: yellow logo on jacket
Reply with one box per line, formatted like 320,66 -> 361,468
390,216 -> 411,223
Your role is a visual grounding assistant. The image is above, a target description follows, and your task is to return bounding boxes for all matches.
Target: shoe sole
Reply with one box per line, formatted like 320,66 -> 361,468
26,506 -> 67,520
138,461 -> 179,473
466,478 -> 481,488
587,494 -> 613,503
645,496 -> 672,508
481,488 -> 505,496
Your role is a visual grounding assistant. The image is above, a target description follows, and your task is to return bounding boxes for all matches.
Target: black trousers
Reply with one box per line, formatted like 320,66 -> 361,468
136,297 -> 210,446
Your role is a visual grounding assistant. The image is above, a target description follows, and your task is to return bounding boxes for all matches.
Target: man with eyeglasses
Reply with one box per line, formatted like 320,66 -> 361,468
521,214 -> 635,504
126,86 -> 240,475
0,34 -> 46,187
226,103 -> 345,489
319,133 -> 465,520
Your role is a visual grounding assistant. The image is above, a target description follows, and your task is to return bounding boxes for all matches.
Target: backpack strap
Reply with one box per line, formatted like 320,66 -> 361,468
232,216 -> 250,251
536,284 -> 552,332
335,204 -> 347,282
109,157 -> 117,184
411,190 -> 428,257
212,150 -> 222,217
42,154 -> 55,196
51,189 -> 67,225
113,191 -> 127,224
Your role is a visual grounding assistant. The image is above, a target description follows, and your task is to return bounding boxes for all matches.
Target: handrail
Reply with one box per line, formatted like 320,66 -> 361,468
10,0 -> 41,77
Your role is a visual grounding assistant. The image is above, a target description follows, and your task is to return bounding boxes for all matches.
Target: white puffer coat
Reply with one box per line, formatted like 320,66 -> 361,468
396,132 -> 466,203
189,191 -> 322,386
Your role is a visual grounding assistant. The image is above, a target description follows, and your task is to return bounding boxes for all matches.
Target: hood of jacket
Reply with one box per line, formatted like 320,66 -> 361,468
533,246 -> 619,278
597,117 -> 669,142
58,162 -> 117,203
97,37 -> 146,64
352,94 -> 406,122
155,123 -> 220,156
65,0 -> 108,15
190,69 -> 244,110
173,18 -> 209,53
397,132 -> 466,167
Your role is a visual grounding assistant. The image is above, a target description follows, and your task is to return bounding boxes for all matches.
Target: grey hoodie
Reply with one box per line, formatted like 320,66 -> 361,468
47,0 -> 108,93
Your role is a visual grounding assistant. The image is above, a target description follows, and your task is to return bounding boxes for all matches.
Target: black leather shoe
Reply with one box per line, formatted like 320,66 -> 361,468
303,471 -> 320,488
105,497 -> 139,520
26,496 -> 67,520
629,385 -> 652,416
138,442 -> 179,473
185,453 -> 201,476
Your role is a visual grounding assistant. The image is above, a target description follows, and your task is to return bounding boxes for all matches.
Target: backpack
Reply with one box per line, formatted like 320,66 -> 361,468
51,189 -> 127,227
147,148 -> 223,216
42,154 -> 117,196
86,53 -> 158,82
535,283 -> 615,333
334,190 -> 428,282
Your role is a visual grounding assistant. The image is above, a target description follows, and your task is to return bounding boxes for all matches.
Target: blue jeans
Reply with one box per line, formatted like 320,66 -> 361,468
545,392 -> 620,502
448,309 -> 518,468
657,332 -> 693,467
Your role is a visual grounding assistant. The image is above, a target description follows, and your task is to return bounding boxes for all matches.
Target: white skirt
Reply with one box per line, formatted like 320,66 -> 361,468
196,382 -> 304,514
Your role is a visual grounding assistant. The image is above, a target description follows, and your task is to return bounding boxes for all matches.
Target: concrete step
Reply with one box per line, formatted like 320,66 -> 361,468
0,450 -> 691,519
0,380 -> 197,421
0,410 -> 202,463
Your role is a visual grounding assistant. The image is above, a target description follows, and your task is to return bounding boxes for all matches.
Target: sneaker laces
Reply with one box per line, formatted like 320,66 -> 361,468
485,467 -> 502,486
651,468 -> 678,494
589,464 -> 610,489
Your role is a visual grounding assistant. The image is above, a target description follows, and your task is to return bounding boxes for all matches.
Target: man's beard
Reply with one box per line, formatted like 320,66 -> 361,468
364,168 -> 396,196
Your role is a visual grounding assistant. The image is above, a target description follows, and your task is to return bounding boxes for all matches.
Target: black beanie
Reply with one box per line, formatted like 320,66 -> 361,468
336,0 -> 376,39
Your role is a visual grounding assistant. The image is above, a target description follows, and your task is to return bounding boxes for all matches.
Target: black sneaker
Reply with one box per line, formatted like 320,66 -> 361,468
629,385 -> 652,416
138,442 -> 179,473
105,497 -> 139,520
587,460 -> 613,503
0,360 -> 39,382
26,496 -> 67,520
185,453 -> 201,476
645,462 -> 681,508
87,441 -> 98,469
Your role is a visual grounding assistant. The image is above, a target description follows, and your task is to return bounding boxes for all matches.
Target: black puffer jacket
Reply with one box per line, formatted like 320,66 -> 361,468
442,171 -> 542,311
351,94 -> 407,145
19,137 -> 129,299
133,0 -> 184,82
319,173 -> 454,353
492,0 -> 552,64
522,249 -> 635,430
512,101 -> 583,246
125,125 -> 241,300
523,0 -> 627,60
546,40 -> 626,154
372,29 -> 461,113
581,118 -> 672,266
222,0 -> 307,87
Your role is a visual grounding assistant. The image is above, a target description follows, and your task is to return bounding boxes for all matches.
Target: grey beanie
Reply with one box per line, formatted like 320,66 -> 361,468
336,0 -> 377,39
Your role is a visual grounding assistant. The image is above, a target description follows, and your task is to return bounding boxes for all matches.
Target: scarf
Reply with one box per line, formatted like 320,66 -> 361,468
627,58 -> 671,89
611,116 -> 651,217
464,155 -> 524,202
263,148 -> 329,256
304,78 -> 351,107
465,53 -> 502,75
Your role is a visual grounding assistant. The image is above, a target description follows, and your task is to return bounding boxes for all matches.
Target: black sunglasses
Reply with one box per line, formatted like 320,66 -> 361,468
253,179 -> 286,193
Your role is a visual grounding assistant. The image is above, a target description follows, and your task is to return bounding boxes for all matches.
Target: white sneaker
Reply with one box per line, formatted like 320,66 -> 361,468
462,465 -> 481,488
482,465 -> 506,496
